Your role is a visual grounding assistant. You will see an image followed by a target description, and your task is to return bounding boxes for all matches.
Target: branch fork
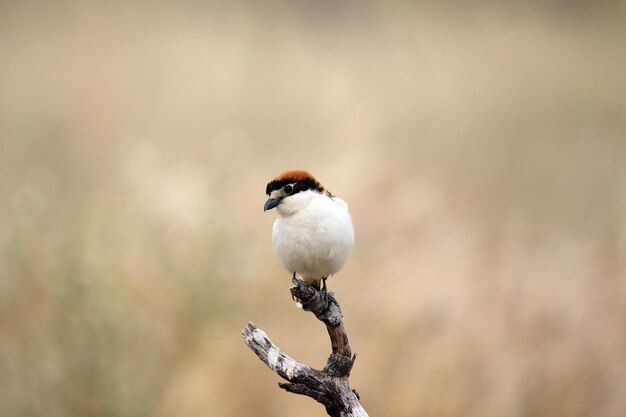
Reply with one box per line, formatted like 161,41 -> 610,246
242,278 -> 368,416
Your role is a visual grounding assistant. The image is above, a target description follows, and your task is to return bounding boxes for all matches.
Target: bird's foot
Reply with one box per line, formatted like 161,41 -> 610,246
290,278 -> 342,326
291,272 -> 299,302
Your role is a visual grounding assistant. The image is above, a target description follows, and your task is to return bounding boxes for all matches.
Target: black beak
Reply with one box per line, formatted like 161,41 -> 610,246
264,198 -> 281,211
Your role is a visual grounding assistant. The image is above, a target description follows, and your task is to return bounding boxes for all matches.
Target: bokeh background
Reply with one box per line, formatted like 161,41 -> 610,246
1,1 -> 625,416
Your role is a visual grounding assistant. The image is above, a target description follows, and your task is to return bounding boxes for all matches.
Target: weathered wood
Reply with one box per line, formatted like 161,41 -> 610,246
242,278 -> 368,417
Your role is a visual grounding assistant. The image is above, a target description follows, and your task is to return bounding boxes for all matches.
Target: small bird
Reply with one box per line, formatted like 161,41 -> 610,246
264,170 -> 354,290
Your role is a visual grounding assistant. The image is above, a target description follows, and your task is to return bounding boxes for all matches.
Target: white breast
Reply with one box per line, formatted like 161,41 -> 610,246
272,191 -> 354,284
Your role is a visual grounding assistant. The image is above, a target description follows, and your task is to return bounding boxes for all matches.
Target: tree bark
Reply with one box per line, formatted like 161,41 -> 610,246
242,278 -> 369,417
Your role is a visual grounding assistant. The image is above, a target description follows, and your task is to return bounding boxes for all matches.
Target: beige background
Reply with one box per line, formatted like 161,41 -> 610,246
1,2 -> 625,416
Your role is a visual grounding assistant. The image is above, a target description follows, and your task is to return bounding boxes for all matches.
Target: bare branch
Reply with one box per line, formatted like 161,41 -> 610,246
242,280 -> 368,416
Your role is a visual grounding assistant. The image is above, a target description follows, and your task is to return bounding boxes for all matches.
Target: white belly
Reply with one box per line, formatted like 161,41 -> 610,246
272,196 -> 354,283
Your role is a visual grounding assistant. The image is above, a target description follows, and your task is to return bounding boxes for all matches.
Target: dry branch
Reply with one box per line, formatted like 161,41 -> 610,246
242,278 -> 368,417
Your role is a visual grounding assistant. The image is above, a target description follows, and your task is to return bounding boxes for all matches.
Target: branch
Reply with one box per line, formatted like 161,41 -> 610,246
242,278 -> 368,417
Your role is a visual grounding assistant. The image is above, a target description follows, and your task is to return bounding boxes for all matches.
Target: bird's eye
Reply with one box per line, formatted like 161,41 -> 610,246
284,184 -> 293,194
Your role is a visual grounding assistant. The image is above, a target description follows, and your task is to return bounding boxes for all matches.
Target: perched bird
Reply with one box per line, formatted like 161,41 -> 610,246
264,170 -> 354,290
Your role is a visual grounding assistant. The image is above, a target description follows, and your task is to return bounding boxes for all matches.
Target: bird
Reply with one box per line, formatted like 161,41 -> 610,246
264,169 -> 354,290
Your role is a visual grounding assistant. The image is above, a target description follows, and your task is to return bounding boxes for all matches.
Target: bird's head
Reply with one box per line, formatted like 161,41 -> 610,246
264,169 -> 326,214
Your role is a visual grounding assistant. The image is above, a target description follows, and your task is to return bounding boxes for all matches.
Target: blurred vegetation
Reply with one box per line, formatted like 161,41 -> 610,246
1,1 -> 625,416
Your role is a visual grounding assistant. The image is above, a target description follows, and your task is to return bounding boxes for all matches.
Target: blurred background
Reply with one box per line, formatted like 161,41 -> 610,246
1,1 -> 625,416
